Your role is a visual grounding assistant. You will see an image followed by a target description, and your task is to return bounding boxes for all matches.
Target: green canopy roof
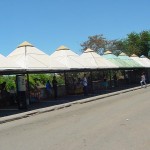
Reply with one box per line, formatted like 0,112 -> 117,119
118,52 -> 143,68
103,51 -> 131,68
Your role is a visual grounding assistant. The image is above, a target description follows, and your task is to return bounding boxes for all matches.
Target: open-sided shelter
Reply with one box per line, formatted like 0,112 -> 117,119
103,51 -> 130,68
50,45 -> 85,70
139,55 -> 150,68
0,53 -> 23,73
79,48 -> 118,69
118,52 -> 143,68
130,54 -> 148,68
7,41 -> 67,72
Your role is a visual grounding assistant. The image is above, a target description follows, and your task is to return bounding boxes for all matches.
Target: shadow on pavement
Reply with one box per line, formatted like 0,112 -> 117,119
0,84 -> 140,118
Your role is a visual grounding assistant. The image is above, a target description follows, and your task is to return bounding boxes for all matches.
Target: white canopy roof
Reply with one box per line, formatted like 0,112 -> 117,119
139,55 -> 150,67
50,45 -> 85,69
79,48 -> 118,69
0,53 -> 22,71
130,54 -> 148,67
7,41 -> 67,71
0,53 -> 5,59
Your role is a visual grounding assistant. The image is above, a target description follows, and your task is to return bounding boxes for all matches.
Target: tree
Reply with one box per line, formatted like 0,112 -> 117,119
139,30 -> 150,57
80,34 -> 128,56
81,30 -> 150,57
119,31 -> 150,57
114,31 -> 150,57
126,32 -> 141,56
80,34 -> 106,54
111,40 -> 127,56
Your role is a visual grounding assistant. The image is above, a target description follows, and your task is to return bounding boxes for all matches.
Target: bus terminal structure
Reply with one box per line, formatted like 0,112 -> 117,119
0,41 -> 150,109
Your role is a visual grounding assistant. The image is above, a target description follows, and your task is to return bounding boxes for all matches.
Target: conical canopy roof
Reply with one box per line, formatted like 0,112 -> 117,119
103,51 -> 130,68
56,45 -> 70,51
118,52 -> 142,68
0,53 -> 6,59
79,48 -> 118,69
7,41 -> 67,71
131,54 -> 138,57
0,53 -> 22,71
139,55 -> 150,67
104,50 -> 112,55
130,54 -> 147,67
18,41 -> 33,47
50,45 -> 85,69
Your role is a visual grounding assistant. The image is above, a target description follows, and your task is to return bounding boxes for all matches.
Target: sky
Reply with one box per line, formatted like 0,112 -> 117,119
0,0 -> 150,56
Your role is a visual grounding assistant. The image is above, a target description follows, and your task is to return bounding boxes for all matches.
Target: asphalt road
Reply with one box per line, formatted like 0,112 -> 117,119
0,87 -> 150,150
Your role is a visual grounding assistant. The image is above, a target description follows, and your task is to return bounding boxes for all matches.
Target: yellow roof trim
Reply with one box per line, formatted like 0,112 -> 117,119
104,50 -> 112,54
56,45 -> 70,51
131,54 -> 138,57
17,41 -> 33,48
119,52 -> 127,56
84,48 -> 94,53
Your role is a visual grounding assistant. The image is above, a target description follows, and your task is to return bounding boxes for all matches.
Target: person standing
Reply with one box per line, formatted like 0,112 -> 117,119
0,81 -> 6,93
113,74 -> 117,87
46,80 -> 52,98
140,72 -> 147,88
82,74 -> 88,96
52,76 -> 58,99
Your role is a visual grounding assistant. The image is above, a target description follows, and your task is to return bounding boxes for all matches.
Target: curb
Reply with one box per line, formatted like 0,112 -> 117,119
0,85 -> 148,124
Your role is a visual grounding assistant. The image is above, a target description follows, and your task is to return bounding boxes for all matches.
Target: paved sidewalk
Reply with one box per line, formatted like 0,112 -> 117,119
0,85 -> 148,124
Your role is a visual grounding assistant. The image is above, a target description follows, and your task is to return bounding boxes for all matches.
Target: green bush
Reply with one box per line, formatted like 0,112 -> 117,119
0,73 -> 65,91
0,75 -> 16,91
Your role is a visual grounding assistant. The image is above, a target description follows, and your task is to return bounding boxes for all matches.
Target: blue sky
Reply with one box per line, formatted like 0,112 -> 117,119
0,0 -> 150,56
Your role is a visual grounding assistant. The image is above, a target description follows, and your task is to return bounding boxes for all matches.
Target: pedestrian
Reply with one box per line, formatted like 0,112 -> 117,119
113,74 -> 117,87
0,82 -> 7,97
125,73 -> 129,84
0,81 -> 6,90
140,72 -> 147,88
34,82 -> 40,100
52,76 -> 58,99
82,74 -> 88,96
46,80 -> 52,98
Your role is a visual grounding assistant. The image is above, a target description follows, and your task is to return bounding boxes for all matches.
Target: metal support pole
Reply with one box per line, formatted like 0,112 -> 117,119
109,70 -> 112,89
90,70 -> 93,94
26,73 -> 31,104
64,71 -> 67,96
